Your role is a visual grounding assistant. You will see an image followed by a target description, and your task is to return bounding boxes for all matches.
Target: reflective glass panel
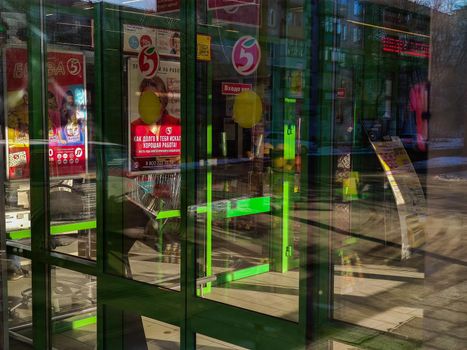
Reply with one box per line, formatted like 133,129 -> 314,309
2,5 -> 31,248
7,256 -> 33,347
120,312 -> 180,350
194,0 -> 309,322
102,0 -> 182,289
326,0 -> 467,348
45,3 -> 97,260
51,267 -> 97,350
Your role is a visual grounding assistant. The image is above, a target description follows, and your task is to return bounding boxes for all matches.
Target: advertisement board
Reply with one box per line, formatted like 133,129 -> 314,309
127,57 -> 181,173
4,47 -> 87,179
123,25 -> 180,58
371,137 -> 426,259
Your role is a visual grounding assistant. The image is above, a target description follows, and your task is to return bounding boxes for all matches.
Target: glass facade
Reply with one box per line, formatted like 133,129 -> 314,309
0,0 -> 466,349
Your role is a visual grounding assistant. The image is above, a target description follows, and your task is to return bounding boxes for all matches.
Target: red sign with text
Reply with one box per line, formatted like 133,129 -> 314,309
221,82 -> 252,95
382,36 -> 429,58
156,0 -> 180,13
132,125 -> 181,158
336,88 -> 346,98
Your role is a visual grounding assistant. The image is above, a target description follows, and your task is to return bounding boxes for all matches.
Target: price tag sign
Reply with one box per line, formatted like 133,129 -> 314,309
197,34 -> 211,61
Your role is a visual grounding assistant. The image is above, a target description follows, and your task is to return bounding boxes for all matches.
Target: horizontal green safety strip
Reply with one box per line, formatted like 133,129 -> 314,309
196,206 -> 208,214
8,220 -> 97,240
214,263 -> 270,285
7,208 -> 182,240
156,210 -> 181,219
226,197 -> 271,218
8,196 -> 270,240
53,315 -> 97,334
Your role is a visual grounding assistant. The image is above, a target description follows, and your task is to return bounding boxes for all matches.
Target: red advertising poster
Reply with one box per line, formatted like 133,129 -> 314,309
132,125 -> 181,157
128,57 -> 181,173
208,0 -> 260,27
4,48 -> 87,179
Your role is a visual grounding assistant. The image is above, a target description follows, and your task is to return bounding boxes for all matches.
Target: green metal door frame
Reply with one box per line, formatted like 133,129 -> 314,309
94,2 -> 310,349
2,1 -> 311,348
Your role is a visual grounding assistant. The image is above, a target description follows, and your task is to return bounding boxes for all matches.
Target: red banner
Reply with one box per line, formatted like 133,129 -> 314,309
221,82 -> 252,95
132,125 -> 181,158
156,0 -> 180,13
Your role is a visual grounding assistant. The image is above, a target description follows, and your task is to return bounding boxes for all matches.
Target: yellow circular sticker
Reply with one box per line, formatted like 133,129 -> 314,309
138,91 -> 162,124
233,90 -> 263,128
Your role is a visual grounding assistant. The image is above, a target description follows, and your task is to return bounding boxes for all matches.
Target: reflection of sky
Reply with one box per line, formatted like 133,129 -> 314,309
99,0 -> 156,11
410,0 -> 466,13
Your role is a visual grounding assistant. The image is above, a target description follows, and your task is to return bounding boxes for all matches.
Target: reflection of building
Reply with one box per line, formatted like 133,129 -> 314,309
430,6 -> 467,143
323,0 -> 431,150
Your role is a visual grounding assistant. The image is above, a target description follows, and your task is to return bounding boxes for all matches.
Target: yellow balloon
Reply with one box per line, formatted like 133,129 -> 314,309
138,91 -> 162,124
233,90 -> 262,128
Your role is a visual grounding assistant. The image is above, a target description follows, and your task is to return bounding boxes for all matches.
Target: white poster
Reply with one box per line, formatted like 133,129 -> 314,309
123,24 -> 180,57
371,137 -> 426,259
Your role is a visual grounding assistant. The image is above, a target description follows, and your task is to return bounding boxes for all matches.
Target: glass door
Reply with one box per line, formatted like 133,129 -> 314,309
188,1 -> 312,348
98,1 -> 186,348
0,1 -> 315,348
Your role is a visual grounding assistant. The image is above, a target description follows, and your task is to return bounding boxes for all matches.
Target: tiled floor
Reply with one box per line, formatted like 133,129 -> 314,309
334,264 -> 424,337
206,270 -> 299,322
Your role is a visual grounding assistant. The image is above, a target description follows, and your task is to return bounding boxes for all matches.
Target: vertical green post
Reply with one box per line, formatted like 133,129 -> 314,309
306,0 -> 334,342
270,68 -> 284,273
93,3 -> 106,350
97,3 -> 125,350
281,180 -> 290,273
204,64 -> 213,295
28,1 -> 51,349
0,0 -> 9,336
0,119 -> 8,349
180,0 -> 197,348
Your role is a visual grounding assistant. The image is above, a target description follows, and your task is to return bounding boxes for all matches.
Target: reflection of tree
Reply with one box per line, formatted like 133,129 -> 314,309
414,1 -> 467,141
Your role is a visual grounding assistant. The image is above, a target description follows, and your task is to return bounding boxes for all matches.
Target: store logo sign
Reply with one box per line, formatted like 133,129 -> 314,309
140,34 -> 153,48
232,36 -> 261,76
138,46 -> 160,78
67,58 -> 82,76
